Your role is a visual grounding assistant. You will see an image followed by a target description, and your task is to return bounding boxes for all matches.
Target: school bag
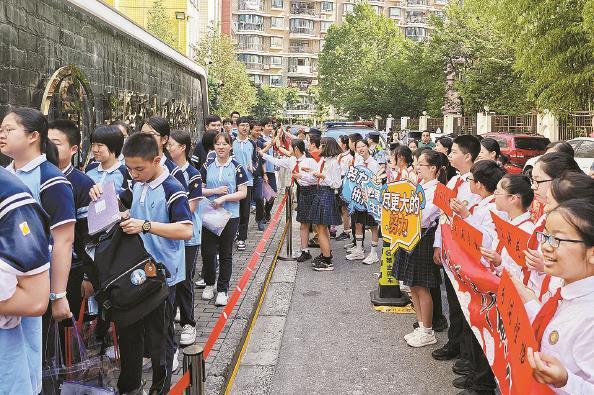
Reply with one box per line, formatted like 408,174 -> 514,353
89,224 -> 170,327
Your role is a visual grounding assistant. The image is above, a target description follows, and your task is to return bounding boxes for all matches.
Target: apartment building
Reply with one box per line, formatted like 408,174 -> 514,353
227,0 -> 449,119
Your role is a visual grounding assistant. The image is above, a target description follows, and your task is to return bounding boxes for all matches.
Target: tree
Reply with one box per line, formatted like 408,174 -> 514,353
146,0 -> 176,48
193,29 -> 256,117
251,86 -> 300,119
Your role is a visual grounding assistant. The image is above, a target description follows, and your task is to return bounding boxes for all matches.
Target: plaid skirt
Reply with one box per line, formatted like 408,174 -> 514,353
296,185 -> 317,223
353,210 -> 377,227
308,186 -> 342,225
393,227 -> 441,288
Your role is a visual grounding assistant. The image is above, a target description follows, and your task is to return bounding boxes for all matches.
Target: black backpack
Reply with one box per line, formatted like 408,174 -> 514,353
89,225 -> 170,327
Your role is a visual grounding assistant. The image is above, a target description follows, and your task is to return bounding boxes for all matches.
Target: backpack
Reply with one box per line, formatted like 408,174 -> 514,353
89,225 -> 169,327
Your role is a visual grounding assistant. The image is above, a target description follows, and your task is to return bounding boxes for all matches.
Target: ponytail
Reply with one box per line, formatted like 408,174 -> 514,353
8,107 -> 59,166
421,150 -> 448,185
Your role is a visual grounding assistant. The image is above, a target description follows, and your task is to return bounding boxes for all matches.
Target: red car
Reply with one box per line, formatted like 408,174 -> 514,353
484,133 -> 550,168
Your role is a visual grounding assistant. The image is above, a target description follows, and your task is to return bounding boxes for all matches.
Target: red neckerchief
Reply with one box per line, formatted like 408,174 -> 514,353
532,288 -> 562,349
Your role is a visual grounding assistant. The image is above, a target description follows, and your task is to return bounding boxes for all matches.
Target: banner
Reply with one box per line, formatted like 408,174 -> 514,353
441,225 -> 552,395
490,212 -> 531,267
434,182 -> 455,218
341,165 -> 385,221
381,181 -> 425,252
452,215 -> 483,262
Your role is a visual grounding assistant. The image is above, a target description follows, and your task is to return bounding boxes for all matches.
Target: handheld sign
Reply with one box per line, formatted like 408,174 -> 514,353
434,182 -> 455,218
88,181 -> 120,235
381,180 -> 425,253
490,212 -> 531,268
452,215 -> 483,263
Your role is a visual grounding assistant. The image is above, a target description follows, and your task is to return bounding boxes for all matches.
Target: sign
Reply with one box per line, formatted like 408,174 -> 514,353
341,165 -> 385,221
434,182 -> 455,218
452,215 -> 483,262
491,212 -> 531,268
381,181 -> 425,252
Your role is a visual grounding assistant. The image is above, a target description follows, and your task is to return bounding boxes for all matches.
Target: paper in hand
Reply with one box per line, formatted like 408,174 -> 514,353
88,181 -> 121,235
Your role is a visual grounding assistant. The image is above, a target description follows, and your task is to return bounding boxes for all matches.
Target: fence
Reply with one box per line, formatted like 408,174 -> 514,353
452,116 -> 477,135
558,111 -> 594,141
427,117 -> 444,132
491,114 -> 537,134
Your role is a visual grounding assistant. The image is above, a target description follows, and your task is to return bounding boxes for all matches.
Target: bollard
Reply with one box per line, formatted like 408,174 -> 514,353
277,185 -> 295,261
370,240 -> 410,306
182,344 -> 205,395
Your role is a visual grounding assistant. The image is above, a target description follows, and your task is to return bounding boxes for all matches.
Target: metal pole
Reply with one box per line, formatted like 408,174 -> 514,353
278,185 -> 295,261
183,345 -> 205,395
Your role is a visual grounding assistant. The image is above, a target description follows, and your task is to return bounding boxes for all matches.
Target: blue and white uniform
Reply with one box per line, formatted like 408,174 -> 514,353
86,160 -> 130,195
232,137 -> 257,187
179,162 -> 203,246
200,157 -> 248,218
161,155 -> 188,190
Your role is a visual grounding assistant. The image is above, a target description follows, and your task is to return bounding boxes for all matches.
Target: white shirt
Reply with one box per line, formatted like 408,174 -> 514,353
491,211 -> 535,278
261,153 -> 318,186
419,179 -> 441,229
465,194 -> 505,249
525,276 -> 594,395
354,155 -> 381,175
338,151 -> 353,176
318,157 -> 342,189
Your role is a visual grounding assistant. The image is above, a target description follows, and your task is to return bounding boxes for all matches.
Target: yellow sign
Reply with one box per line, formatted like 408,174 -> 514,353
381,181 -> 425,253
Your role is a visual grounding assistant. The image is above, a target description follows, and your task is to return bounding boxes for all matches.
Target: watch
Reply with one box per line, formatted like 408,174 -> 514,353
49,292 -> 67,301
142,220 -> 152,234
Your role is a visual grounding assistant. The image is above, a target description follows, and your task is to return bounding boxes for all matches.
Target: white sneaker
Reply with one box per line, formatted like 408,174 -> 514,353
344,241 -> 356,249
174,308 -> 181,323
195,278 -> 206,288
171,348 -> 179,371
406,330 -> 437,347
346,244 -> 358,254
346,247 -> 365,261
180,324 -> 196,346
362,249 -> 379,265
202,285 -> 215,300
404,327 -> 422,342
104,345 -> 117,359
215,292 -> 228,306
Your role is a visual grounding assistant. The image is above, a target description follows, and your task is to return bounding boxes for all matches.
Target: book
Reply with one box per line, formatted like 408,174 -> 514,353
88,181 -> 120,235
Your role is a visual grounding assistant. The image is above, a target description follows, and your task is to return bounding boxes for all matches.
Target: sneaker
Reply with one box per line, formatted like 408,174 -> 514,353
296,250 -> 312,262
362,249 -> 379,265
236,240 -> 246,251
257,221 -> 266,231
311,254 -> 323,266
202,285 -> 215,300
407,331 -> 437,348
404,327 -> 422,342
104,345 -> 117,359
313,258 -> 334,271
172,348 -> 179,372
344,241 -> 356,249
215,292 -> 228,306
308,239 -> 320,248
180,325 -> 196,346
174,309 -> 181,323
335,232 -> 350,241
346,248 -> 365,261
195,278 -> 206,289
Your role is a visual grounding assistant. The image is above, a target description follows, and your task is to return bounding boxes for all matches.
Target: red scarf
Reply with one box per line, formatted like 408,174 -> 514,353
532,288 -> 562,349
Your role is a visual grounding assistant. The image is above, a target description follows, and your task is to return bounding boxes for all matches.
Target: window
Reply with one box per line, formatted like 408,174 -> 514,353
250,74 -> 263,85
320,21 -> 332,32
270,36 -> 283,48
514,138 -> 550,151
270,56 -> 283,66
434,10 -> 445,19
389,7 -> 401,18
271,0 -> 283,8
271,16 -> 284,28
239,0 -> 263,11
238,35 -> 263,50
290,18 -> 314,33
343,3 -> 354,15
371,5 -> 382,15
270,75 -> 282,86
238,14 -> 264,31
321,1 -> 333,12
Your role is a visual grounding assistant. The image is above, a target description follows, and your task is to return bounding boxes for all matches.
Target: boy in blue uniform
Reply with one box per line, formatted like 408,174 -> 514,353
90,133 -> 193,394
258,118 -> 278,222
86,125 -> 130,195
232,117 -> 258,251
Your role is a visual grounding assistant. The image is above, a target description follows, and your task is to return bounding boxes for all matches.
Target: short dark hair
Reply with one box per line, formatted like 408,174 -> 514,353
453,135 -> 481,161
500,173 -> 534,209
214,132 -> 233,145
436,137 -> 453,154
368,134 -> 380,144
536,152 -> 582,178
397,146 -> 413,167
309,133 -> 321,148
170,129 -> 192,159
122,133 -> 159,161
338,135 -> 349,146
205,115 -> 222,126
91,125 -> 124,156
237,116 -> 251,125
355,139 -> 369,147
110,120 -> 131,137
348,133 -> 363,144
320,137 -> 343,158
230,111 -> 240,117
144,116 -> 170,137
259,117 -> 272,127
551,172 -> 594,205
413,147 -> 431,159
202,130 -> 218,152
291,138 -> 306,154
546,141 -> 574,156
223,118 -> 232,125
48,119 -> 81,147
470,160 -> 506,193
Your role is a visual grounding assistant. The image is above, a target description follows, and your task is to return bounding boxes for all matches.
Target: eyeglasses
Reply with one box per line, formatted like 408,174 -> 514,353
467,176 -> 475,182
536,231 -> 584,248
530,178 -> 553,187
493,191 -> 513,197
416,163 -> 432,167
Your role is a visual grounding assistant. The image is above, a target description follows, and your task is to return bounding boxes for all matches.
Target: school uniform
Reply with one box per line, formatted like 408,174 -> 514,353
6,154 -> 76,394
85,160 -> 130,195
308,157 -> 342,226
352,156 -> 381,227
232,137 -> 257,241
118,169 -> 193,393
0,168 -> 51,395
200,157 -> 248,293
395,179 -> 442,288
160,155 -> 188,190
465,194 -> 504,249
525,276 -> 594,394
261,135 -> 278,220
490,211 -> 534,278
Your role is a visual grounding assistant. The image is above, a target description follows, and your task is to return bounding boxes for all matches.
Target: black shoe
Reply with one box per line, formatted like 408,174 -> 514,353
453,358 -> 473,376
312,254 -> 324,266
257,221 -> 266,231
313,257 -> 334,271
431,344 -> 460,361
413,322 -> 419,330
452,374 -> 474,390
296,251 -> 312,262
265,213 -> 271,222
433,316 -> 449,332
335,232 -> 350,241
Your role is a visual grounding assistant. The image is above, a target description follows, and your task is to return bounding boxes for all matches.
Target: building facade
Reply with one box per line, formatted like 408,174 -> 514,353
226,0 -> 449,119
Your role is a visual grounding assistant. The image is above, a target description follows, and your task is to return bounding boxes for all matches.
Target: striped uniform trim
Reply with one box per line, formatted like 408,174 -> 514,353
166,191 -> 187,208
188,174 -> 202,184
40,176 -> 71,192
76,206 -> 89,219
0,193 -> 38,221
0,258 -> 50,277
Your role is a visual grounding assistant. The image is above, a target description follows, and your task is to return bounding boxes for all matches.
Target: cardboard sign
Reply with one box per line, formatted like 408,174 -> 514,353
491,212 -> 531,268
341,165 -> 385,221
381,181 -> 425,253
434,182 -> 455,218
452,215 -> 483,263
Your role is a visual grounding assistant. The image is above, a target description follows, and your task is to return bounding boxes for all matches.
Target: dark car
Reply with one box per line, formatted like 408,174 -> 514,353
484,133 -> 550,167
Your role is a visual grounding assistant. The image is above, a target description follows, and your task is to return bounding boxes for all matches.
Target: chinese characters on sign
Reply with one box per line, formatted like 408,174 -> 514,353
490,212 -> 531,267
341,166 -> 384,221
434,182 -> 455,218
452,215 -> 483,262
381,181 -> 425,253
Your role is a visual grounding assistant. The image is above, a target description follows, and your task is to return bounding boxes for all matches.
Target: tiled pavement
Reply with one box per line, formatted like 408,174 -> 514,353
142,200 -> 288,394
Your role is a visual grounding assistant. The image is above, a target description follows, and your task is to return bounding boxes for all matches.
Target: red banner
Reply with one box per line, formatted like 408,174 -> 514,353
434,182 -> 455,218
441,225 -> 552,395
452,215 -> 483,262
491,212 -> 531,267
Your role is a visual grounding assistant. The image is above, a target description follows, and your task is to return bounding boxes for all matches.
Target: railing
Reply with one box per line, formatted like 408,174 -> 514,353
236,22 -> 264,31
558,111 -> 594,141
407,118 -> 420,130
427,117 -> 443,132
290,27 -> 315,35
237,43 -> 264,51
244,62 -> 265,70
289,45 -> 313,53
407,0 -> 428,6
288,81 -> 311,91
453,115 -> 477,135
290,6 -> 316,15
491,114 -> 537,134
288,65 -> 317,74
239,0 -> 264,11
287,103 -> 315,111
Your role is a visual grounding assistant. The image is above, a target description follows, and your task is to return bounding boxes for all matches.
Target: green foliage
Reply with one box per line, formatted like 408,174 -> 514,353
193,29 -> 256,116
146,0 -> 176,48
251,86 -> 301,119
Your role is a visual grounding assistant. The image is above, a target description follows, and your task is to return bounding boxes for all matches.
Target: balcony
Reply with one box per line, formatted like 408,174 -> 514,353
290,5 -> 316,16
289,27 -> 315,36
289,45 -> 314,53
288,81 -> 311,91
405,16 -> 429,26
235,22 -> 264,32
288,65 -> 317,76
237,43 -> 264,51
239,0 -> 264,11
406,0 -> 430,9
245,62 -> 265,70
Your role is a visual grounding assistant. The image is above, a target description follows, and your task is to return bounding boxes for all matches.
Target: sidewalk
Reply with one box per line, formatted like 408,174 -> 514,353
142,200 -> 288,394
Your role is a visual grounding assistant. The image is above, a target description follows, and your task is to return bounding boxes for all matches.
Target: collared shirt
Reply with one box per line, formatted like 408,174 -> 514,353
354,155 -> 381,175
160,155 -> 188,190
262,153 -> 318,186
179,161 -> 203,246
86,160 -> 130,195
465,194 -> 504,249
232,137 -> 257,186
259,135 -> 276,173
418,140 -> 436,149
318,156 -> 342,189
120,169 -> 193,286
491,211 -> 535,278
200,156 -> 248,218
337,151 -> 352,177
0,167 -> 51,395
524,276 -> 594,395
420,179 -> 441,229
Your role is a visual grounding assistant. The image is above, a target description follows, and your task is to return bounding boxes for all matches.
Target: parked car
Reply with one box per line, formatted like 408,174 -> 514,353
322,122 -> 386,146
288,124 -> 309,135
523,137 -> 594,174
484,133 -> 550,167
399,130 -> 423,144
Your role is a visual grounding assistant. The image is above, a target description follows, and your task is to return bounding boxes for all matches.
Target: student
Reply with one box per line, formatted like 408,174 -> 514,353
418,131 -> 436,149
392,145 -> 416,183
546,172 -> 594,213
345,139 -> 381,264
0,167 -> 51,395
336,134 -> 352,242
48,120 -> 96,318
476,138 -> 502,163
303,137 -> 343,271
399,150 -> 445,348
200,132 -> 248,306
232,117 -> 258,251
86,125 -> 129,195
514,199 -> 594,394
223,118 -> 233,134
1,108 -> 76,326
480,174 -> 535,278
343,133 -> 364,250
435,136 -> 452,155
90,133 -> 193,393
191,115 -> 221,169
111,120 -> 131,161
251,120 -> 267,231
230,111 -> 240,138
408,139 -> 418,151
260,139 -> 318,262
167,130 -> 203,348
545,141 -> 575,157
258,118 -> 278,224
